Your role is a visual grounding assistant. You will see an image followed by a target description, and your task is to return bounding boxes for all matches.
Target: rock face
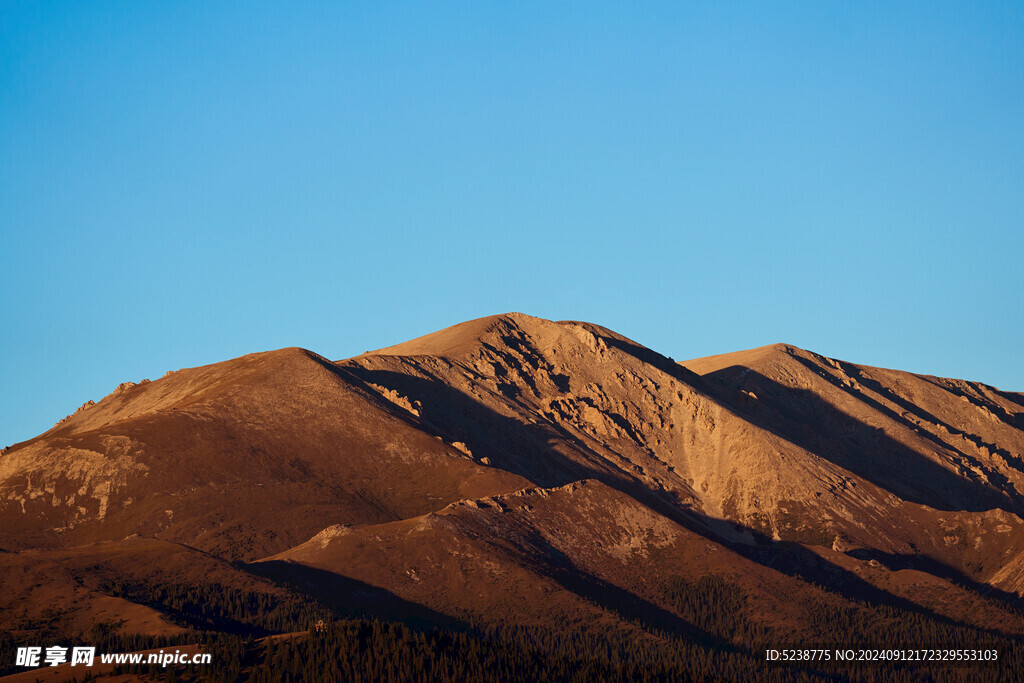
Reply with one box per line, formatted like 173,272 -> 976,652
2,312 -> 1024,654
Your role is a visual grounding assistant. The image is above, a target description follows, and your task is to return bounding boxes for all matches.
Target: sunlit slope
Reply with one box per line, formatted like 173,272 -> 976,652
0,346 -> 529,559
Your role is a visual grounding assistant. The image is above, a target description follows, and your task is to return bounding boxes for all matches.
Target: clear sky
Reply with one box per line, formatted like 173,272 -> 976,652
2,1 -> 1022,446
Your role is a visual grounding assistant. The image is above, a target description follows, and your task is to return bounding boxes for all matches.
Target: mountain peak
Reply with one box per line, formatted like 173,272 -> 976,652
360,312 -> 630,361
679,342 -> 805,376
361,313 -> 536,358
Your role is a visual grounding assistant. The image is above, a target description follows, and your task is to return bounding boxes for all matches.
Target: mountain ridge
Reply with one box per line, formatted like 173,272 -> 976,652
2,312 -> 1023,680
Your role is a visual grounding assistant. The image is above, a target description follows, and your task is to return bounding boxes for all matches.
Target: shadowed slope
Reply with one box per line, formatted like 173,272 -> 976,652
682,343 -> 1024,590
681,342 -> 1024,513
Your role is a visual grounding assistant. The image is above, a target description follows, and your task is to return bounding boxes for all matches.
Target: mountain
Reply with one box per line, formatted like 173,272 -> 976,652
0,345 -> 528,558
2,313 -> 1023,680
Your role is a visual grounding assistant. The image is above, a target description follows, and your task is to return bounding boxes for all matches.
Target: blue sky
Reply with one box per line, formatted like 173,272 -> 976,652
2,1 -> 1022,445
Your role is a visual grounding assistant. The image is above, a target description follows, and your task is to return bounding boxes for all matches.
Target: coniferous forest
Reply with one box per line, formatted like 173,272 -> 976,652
3,569 -> 1022,682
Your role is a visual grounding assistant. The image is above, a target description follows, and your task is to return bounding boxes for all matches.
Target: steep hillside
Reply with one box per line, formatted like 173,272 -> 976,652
341,314 -> 1024,591
0,346 -> 528,559
682,343 -> 1024,590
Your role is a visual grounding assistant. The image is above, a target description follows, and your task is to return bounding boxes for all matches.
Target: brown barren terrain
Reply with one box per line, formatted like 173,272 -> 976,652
2,313 -> 1023,680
